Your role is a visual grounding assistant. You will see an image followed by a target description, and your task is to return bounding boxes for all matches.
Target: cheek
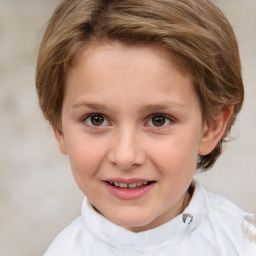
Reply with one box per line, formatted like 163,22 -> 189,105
67,137 -> 107,179
67,138 -> 108,198
149,135 -> 199,175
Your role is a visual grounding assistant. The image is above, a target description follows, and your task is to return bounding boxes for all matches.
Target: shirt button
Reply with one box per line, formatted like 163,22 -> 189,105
241,214 -> 256,243
182,213 -> 193,225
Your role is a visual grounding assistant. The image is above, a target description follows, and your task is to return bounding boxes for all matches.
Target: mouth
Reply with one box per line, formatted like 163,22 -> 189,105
106,180 -> 155,189
103,179 -> 156,200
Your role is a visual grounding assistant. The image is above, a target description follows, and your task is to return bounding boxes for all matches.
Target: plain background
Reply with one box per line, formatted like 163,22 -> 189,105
0,0 -> 255,255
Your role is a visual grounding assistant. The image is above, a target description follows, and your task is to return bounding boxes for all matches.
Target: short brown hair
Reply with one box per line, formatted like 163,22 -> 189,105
36,0 -> 244,170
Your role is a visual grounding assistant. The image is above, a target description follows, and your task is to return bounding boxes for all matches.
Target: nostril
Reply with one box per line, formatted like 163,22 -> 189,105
108,148 -> 146,170
109,153 -> 145,170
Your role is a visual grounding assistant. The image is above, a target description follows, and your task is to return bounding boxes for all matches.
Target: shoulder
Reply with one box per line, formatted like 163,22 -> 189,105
43,216 -> 92,256
194,181 -> 256,255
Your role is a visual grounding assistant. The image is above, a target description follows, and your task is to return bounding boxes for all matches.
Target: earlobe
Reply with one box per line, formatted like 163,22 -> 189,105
54,128 -> 68,155
198,106 -> 233,156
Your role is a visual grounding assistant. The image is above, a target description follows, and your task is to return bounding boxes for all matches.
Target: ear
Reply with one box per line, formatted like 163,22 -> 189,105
53,128 -> 68,155
198,106 -> 233,155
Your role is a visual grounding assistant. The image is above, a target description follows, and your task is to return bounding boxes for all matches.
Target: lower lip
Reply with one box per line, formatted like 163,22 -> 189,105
104,181 -> 155,200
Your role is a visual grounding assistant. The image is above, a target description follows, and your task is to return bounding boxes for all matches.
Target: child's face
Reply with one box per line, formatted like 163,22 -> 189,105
55,42 -> 209,231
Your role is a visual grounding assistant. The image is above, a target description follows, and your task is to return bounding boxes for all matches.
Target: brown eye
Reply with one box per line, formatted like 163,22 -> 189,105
91,115 -> 104,126
152,116 -> 166,126
147,114 -> 172,127
85,114 -> 108,127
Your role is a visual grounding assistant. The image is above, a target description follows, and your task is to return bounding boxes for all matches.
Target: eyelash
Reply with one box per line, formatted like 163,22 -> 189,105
82,113 -> 174,128
82,113 -> 110,127
145,114 -> 174,128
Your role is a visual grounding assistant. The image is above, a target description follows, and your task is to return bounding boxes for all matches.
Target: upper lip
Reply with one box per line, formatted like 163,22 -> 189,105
103,178 -> 154,184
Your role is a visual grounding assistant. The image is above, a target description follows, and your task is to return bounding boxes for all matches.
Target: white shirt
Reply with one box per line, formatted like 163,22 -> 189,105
44,180 -> 256,255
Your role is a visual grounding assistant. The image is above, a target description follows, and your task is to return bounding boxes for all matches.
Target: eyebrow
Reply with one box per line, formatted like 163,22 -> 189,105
72,101 -> 186,113
138,103 -> 186,113
72,102 -> 116,113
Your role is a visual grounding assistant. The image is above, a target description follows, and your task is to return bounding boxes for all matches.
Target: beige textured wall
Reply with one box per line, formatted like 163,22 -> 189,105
0,1 -> 255,255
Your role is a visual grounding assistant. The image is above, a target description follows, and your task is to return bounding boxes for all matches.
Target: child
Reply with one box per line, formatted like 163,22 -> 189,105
36,0 -> 256,255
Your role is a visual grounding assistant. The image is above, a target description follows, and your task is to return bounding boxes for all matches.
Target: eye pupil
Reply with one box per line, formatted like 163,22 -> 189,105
152,116 -> 165,126
91,115 -> 104,126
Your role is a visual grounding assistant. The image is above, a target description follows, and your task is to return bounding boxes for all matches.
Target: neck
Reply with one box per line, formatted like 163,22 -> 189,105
127,190 -> 192,233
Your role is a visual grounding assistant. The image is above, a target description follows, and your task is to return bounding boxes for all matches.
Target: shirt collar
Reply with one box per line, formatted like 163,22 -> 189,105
81,179 -> 207,250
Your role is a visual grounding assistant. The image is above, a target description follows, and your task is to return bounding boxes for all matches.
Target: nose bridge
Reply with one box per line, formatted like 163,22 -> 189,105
109,125 -> 145,170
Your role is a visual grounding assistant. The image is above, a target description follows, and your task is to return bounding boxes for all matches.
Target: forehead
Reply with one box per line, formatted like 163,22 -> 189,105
72,40 -> 190,75
70,41 -> 190,81
65,42 -> 200,113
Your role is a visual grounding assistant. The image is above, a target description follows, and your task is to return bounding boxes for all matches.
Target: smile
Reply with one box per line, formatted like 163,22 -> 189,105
103,179 -> 156,200
107,181 -> 152,189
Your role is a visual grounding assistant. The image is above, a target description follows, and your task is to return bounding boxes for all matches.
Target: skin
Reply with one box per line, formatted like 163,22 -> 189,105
55,42 -> 231,232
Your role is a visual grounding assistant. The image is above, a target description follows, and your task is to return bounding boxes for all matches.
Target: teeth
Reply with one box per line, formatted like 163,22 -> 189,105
119,183 -> 128,188
109,181 -> 149,188
128,183 -> 137,188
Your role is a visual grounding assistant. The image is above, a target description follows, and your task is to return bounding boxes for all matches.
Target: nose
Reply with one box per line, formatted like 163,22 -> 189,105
108,127 -> 146,170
